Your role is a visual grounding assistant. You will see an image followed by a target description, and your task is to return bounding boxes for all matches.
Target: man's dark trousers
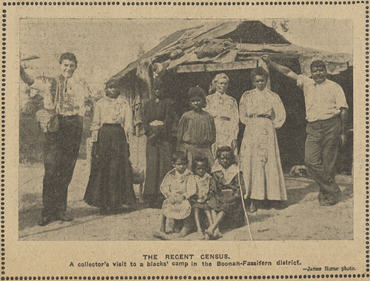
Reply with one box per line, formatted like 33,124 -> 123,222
305,115 -> 342,205
42,115 -> 83,217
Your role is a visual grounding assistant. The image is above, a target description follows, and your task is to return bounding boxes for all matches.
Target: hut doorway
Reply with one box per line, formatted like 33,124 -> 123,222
160,64 -> 307,172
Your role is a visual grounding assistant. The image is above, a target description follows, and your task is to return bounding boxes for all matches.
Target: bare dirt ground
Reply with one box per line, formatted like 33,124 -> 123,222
18,158 -> 353,241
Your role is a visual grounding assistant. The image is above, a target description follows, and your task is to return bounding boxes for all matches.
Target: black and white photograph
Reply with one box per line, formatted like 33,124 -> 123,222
18,18 -> 353,241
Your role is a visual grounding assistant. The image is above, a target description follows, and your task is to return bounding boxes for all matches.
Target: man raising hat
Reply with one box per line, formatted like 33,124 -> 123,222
20,52 -> 92,225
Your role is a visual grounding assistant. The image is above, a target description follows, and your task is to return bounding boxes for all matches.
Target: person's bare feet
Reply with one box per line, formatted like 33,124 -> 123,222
177,231 -> 188,238
205,227 -> 214,237
194,230 -> 205,240
171,233 -> 183,238
214,229 -> 222,238
203,232 -> 210,240
248,200 -> 257,213
173,226 -> 181,233
163,225 -> 174,234
153,231 -> 170,240
213,231 -> 223,240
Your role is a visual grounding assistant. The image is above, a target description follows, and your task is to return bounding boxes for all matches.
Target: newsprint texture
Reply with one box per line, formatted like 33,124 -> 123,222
2,1 -> 369,279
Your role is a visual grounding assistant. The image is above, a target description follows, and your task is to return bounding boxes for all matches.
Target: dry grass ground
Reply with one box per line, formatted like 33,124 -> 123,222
18,158 -> 353,241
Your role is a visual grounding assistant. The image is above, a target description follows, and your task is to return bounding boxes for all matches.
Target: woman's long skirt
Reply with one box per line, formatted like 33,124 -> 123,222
142,139 -> 172,206
240,118 -> 287,201
84,124 -> 136,210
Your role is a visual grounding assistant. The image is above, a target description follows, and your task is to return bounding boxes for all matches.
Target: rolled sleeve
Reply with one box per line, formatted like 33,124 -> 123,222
334,84 -> 349,110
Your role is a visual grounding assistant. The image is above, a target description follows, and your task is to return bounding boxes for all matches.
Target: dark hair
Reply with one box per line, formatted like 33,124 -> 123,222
188,86 -> 206,107
310,60 -> 327,71
105,80 -> 119,89
171,151 -> 187,163
59,52 -> 78,65
216,146 -> 235,162
191,156 -> 209,173
250,67 -> 269,81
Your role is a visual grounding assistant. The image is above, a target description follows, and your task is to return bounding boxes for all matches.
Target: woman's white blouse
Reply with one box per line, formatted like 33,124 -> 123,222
91,96 -> 133,141
239,88 -> 286,129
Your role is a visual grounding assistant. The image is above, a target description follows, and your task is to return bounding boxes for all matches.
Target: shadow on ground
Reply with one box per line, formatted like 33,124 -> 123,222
18,174 -> 353,240
19,196 -> 99,231
267,177 -> 353,210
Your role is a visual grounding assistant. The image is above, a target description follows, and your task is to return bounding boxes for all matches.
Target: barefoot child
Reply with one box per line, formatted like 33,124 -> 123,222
207,146 -> 246,239
190,157 -> 213,238
154,151 -> 196,239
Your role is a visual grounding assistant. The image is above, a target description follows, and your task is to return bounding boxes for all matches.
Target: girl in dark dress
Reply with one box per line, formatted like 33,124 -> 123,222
84,82 -> 136,215
177,86 -> 216,169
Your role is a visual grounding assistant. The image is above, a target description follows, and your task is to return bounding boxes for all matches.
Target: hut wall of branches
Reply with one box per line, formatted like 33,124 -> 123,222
108,21 -> 353,173
19,20 -> 353,175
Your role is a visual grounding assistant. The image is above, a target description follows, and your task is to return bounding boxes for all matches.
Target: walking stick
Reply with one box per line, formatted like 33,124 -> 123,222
237,161 -> 253,241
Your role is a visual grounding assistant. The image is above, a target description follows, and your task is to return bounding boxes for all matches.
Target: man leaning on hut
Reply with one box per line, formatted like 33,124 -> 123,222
262,55 -> 349,206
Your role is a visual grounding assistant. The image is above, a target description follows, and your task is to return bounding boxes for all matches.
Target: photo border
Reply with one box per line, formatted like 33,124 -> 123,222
2,1 -> 369,279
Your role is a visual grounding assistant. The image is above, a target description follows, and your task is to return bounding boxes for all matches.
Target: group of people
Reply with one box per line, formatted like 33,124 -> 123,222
154,147 -> 245,240
20,52 -> 349,240
141,69 -> 288,216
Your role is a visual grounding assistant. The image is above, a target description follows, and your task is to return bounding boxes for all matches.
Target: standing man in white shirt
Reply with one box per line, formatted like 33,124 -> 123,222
263,55 -> 349,206
20,52 -> 92,225
205,73 -> 239,155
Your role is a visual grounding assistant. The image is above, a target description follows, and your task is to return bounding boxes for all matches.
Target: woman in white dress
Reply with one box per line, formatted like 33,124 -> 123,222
205,73 -> 239,155
239,67 -> 287,213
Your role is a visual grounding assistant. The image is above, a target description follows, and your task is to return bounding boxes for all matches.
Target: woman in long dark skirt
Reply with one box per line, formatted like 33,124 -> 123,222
84,82 -> 136,215
142,88 -> 174,208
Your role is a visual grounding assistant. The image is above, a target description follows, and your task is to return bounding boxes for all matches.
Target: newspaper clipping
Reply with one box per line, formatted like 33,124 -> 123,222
2,2 -> 367,279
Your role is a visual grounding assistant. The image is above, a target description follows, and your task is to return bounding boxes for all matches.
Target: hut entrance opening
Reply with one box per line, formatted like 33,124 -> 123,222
158,60 -> 307,172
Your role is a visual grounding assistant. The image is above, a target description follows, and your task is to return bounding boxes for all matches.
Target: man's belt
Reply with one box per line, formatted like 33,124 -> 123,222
307,114 -> 340,124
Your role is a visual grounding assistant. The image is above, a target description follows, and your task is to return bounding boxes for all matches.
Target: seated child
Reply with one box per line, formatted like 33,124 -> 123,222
189,157 -> 213,239
207,146 -> 246,239
154,151 -> 196,240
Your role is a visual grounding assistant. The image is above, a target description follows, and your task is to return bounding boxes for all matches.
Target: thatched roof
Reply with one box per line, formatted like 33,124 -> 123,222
108,20 -> 352,85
